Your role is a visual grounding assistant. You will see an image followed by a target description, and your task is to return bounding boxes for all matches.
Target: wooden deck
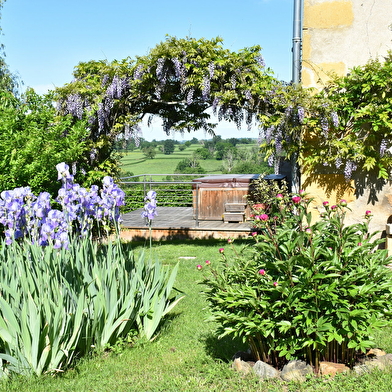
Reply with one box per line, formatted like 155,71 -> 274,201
120,207 -> 253,241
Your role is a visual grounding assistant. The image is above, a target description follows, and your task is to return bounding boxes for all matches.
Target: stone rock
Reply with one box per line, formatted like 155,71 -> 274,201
253,360 -> 280,380
232,358 -> 253,375
367,348 -> 387,357
353,354 -> 392,374
280,360 -> 314,382
319,361 -> 349,377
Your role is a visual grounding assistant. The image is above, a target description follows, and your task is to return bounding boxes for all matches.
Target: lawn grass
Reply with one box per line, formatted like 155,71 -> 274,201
1,238 -> 392,392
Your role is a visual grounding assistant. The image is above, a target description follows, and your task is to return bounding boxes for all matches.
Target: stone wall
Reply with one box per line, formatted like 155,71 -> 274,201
301,0 -> 392,238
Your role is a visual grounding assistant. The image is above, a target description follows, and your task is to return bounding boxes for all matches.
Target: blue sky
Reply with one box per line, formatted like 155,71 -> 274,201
1,0 -> 294,140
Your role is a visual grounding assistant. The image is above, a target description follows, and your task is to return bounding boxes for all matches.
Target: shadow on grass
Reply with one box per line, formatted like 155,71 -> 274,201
201,332 -> 250,363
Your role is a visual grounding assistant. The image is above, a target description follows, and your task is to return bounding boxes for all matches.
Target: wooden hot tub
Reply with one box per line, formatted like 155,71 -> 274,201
192,174 -> 260,222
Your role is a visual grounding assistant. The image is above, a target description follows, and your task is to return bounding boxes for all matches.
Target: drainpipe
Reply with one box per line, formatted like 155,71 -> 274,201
291,0 -> 303,193
292,0 -> 303,85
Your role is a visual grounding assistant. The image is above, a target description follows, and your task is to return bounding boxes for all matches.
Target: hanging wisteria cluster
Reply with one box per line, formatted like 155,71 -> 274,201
0,162 -> 125,248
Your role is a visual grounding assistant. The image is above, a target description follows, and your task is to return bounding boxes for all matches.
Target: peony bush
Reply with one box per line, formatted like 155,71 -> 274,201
201,191 -> 392,372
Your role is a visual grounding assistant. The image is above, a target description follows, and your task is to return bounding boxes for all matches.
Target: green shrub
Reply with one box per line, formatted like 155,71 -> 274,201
201,192 -> 392,373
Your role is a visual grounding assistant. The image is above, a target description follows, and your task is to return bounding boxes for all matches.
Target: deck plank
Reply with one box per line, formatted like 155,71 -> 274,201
121,207 -> 252,232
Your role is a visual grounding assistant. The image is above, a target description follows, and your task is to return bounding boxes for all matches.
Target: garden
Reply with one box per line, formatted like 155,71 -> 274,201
1,1 -> 392,387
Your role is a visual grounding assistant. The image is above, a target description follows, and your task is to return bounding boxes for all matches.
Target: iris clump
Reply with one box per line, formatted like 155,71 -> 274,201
0,162 -> 125,248
0,164 -> 182,377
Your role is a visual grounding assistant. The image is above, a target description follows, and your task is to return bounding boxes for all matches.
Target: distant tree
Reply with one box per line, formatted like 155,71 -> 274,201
215,141 -> 235,160
139,140 -> 151,149
228,137 -> 240,146
190,137 -> 199,145
184,141 -> 192,147
175,158 -> 206,174
163,139 -> 175,155
178,144 -> 186,151
142,146 -> 156,159
194,147 -> 213,160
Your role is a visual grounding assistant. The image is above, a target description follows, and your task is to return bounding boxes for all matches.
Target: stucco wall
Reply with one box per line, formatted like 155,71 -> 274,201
301,0 -> 392,236
302,0 -> 392,89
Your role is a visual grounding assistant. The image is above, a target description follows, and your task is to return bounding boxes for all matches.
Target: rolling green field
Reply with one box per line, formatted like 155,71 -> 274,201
119,143 -> 255,178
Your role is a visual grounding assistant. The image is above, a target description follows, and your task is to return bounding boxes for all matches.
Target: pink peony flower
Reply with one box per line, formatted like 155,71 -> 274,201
227,238 -> 233,244
331,205 -> 337,210
260,214 -> 269,221
258,269 -> 266,276
205,260 -> 211,265
251,231 -> 257,237
292,196 -> 301,204
219,248 -> 224,254
365,210 -> 372,216
323,201 -> 329,207
340,199 -> 347,207
273,282 -> 278,287
196,264 -> 202,270
276,193 -> 283,200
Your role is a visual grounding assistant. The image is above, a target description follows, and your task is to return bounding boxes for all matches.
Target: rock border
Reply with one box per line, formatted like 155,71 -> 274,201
232,350 -> 392,382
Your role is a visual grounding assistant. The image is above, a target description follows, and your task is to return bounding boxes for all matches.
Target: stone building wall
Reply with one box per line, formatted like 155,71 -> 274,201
302,0 -> 392,89
300,0 -> 392,236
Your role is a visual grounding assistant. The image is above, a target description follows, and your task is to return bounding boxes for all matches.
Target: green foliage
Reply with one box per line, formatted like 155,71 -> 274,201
0,238 -> 183,376
312,54 -> 392,179
0,89 -> 89,194
201,193 -> 392,372
259,53 -> 392,181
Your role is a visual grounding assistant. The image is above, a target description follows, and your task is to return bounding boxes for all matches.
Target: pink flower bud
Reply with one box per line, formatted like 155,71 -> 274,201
258,269 -> 266,276
323,201 -> 329,207
331,205 -> 337,210
196,264 -> 202,270
273,282 -> 278,287
219,248 -> 224,254
276,193 -> 283,200
340,199 -> 347,207
260,214 -> 269,221
205,260 -> 211,265
251,231 -> 257,237
227,238 -> 233,244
